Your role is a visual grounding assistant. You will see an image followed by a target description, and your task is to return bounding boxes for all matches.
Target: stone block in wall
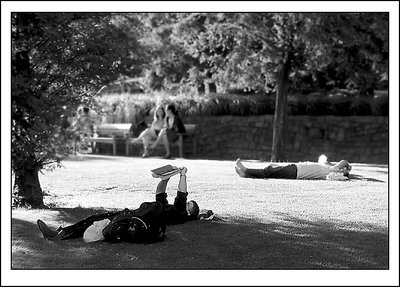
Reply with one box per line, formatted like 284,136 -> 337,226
255,121 -> 265,127
309,127 -> 323,138
337,129 -> 345,141
294,140 -> 301,151
328,131 -> 336,140
342,121 -> 351,128
190,115 -> 388,163
323,141 -> 330,151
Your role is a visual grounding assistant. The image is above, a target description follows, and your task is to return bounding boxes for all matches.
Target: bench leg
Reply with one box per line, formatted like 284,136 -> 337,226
193,136 -> 196,157
113,141 -> 117,156
178,136 -> 183,158
91,142 -> 97,154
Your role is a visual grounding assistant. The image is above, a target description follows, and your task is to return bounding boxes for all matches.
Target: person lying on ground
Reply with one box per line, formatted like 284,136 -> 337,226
235,155 -> 352,180
36,167 -> 209,243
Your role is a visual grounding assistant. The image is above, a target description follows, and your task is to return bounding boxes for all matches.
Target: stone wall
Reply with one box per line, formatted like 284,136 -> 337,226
183,115 -> 388,164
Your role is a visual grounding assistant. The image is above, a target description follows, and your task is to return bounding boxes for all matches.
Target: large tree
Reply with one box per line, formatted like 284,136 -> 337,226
11,13 -> 142,208
168,12 -> 388,161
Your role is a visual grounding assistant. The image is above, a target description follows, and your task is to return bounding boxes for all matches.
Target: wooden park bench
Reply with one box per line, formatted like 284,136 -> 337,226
87,123 -> 131,155
126,124 -> 197,158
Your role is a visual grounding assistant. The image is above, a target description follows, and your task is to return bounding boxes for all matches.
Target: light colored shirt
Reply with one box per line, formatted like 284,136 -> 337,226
83,218 -> 111,243
296,162 -> 333,179
151,119 -> 164,131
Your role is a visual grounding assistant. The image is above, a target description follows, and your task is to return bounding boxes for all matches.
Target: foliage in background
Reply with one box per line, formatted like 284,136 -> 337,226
135,13 -> 388,95
161,12 -> 388,161
96,90 -> 389,123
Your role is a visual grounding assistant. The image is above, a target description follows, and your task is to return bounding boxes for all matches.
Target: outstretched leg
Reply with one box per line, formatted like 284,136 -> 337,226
162,135 -> 171,158
150,128 -> 166,149
37,210 -> 121,240
235,159 -> 297,179
235,159 -> 267,178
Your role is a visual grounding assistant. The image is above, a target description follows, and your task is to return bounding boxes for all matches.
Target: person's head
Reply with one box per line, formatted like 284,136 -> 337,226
154,106 -> 166,121
186,200 -> 200,220
336,160 -> 352,177
166,104 -> 178,117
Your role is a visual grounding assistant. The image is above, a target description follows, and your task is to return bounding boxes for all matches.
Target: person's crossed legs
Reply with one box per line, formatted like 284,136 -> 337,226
235,158 -> 297,179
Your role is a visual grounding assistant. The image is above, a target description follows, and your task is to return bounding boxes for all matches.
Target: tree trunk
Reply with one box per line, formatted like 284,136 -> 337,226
271,57 -> 291,162
13,165 -> 45,208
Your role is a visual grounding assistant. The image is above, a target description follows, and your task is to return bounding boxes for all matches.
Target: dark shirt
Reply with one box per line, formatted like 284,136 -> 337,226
166,115 -> 186,134
60,191 -> 189,241
156,191 -> 189,225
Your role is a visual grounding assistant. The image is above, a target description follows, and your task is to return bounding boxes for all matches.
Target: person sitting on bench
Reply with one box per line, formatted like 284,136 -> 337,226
149,104 -> 186,159
131,105 -> 166,158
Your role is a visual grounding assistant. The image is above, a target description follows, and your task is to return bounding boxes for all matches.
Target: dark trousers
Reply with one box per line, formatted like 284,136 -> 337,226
61,210 -> 122,239
246,164 -> 297,179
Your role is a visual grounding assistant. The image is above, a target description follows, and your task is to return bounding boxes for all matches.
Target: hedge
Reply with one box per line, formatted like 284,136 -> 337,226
94,90 -> 389,124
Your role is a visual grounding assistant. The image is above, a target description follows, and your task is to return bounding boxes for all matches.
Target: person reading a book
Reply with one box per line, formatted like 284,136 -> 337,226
235,155 -> 352,180
36,166 -> 203,243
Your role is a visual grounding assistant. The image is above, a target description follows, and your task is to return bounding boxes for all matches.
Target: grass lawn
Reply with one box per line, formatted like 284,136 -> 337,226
8,154 -> 391,284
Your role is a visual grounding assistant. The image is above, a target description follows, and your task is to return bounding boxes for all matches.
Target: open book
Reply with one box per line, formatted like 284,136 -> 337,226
151,165 -> 180,179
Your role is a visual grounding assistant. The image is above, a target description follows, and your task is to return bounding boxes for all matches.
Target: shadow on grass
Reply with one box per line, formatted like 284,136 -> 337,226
12,207 -> 388,270
349,174 -> 386,182
353,164 -> 388,168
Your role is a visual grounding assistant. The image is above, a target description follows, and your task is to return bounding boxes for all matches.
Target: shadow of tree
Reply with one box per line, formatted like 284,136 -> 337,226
12,207 -> 388,270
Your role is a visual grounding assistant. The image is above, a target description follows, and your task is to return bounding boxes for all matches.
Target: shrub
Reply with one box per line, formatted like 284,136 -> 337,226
350,97 -> 372,116
371,95 -> 389,116
95,89 -> 387,123
326,95 -> 352,116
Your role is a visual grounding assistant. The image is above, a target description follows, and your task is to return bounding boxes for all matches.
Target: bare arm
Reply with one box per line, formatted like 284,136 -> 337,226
331,160 -> 352,175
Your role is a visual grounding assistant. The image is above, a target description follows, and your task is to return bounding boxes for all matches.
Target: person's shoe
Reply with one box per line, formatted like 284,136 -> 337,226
235,158 -> 247,171
235,166 -> 246,178
142,153 -> 149,158
163,154 -> 171,159
37,219 -> 59,239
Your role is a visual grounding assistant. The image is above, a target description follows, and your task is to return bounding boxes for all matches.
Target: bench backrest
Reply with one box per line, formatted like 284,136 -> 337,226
183,124 -> 196,135
96,123 -> 131,137
96,123 -> 196,137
